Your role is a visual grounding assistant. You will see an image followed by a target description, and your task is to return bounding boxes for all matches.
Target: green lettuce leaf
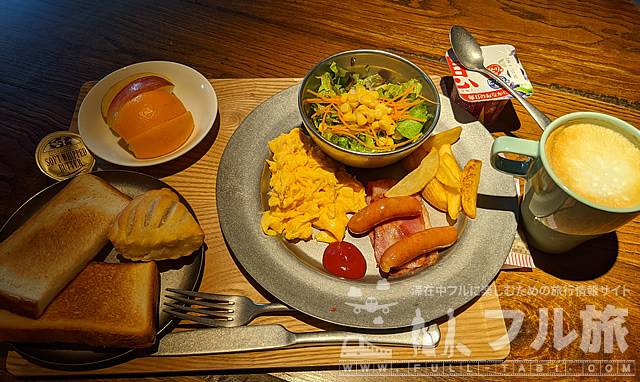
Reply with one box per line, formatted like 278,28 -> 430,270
318,72 -> 333,97
396,102 -> 431,139
396,119 -> 423,139
383,78 -> 423,99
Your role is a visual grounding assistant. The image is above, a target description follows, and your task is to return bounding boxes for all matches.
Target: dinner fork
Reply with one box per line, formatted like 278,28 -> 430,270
164,288 -> 293,327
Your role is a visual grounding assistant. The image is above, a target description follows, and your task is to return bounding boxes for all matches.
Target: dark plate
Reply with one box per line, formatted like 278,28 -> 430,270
1,170 -> 204,369
216,84 -> 518,330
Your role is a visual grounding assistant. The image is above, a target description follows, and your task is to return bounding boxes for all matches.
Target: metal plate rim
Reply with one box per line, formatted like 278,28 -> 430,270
216,84 -> 517,330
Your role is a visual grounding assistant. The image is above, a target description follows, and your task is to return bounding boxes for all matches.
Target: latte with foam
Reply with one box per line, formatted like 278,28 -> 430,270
545,121 -> 640,209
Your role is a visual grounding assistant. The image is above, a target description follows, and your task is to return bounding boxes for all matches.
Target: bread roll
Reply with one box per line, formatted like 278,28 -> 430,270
0,174 -> 132,318
109,188 -> 204,261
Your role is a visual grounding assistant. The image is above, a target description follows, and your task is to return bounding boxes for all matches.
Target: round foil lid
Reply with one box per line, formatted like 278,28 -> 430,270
35,132 -> 95,180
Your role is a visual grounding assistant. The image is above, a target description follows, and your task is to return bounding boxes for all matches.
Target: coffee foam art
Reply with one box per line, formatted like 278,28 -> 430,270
545,121 -> 640,209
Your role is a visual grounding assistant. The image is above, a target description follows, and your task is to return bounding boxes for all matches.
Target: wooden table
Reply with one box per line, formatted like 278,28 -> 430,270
1,1 -> 638,381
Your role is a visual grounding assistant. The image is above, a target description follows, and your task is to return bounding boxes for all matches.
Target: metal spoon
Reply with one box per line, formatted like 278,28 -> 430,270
449,25 -> 551,130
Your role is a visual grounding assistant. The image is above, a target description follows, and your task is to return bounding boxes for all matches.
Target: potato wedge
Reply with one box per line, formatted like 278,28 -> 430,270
445,184 -> 462,220
422,126 -> 462,154
461,159 -> 483,219
435,165 -> 459,189
421,179 -> 448,212
436,152 -> 461,189
438,143 -> 454,157
386,148 -> 439,198
441,152 -> 461,178
401,126 -> 463,172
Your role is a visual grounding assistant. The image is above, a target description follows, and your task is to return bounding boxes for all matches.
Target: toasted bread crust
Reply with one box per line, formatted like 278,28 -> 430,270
0,174 -> 132,318
0,262 -> 159,348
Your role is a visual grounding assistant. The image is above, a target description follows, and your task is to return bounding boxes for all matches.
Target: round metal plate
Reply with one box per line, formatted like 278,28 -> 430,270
2,170 -> 204,369
217,84 -> 517,329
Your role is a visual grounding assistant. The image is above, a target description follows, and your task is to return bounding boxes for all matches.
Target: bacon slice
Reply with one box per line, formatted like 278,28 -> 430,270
366,179 -> 438,276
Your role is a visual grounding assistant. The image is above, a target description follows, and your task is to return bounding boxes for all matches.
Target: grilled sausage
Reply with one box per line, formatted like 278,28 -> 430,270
347,196 -> 422,235
379,226 -> 458,273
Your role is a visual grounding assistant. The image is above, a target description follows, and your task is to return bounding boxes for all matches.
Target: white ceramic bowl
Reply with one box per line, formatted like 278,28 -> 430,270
78,61 -> 217,166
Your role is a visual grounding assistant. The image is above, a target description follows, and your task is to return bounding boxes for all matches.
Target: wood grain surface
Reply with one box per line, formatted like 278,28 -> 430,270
1,1 -> 639,381
5,77 -> 510,378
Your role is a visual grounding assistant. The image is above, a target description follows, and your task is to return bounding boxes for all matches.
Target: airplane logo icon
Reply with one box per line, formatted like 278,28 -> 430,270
345,296 -> 398,314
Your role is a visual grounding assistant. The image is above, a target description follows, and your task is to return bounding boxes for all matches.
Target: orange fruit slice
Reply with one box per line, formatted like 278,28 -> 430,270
111,91 -> 187,141
101,73 -> 173,119
127,111 -> 194,158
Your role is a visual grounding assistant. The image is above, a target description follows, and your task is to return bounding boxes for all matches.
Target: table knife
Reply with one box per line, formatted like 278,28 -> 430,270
143,323 -> 440,356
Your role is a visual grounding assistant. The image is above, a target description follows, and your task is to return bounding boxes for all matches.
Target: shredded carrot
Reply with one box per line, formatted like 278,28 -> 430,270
329,123 -> 370,133
337,112 -> 350,127
310,104 -> 333,118
395,98 -> 424,111
391,83 -> 416,102
369,124 -> 384,146
305,89 -> 341,102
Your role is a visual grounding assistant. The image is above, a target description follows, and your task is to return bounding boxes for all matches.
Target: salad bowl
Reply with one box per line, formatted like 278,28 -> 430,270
298,49 -> 441,168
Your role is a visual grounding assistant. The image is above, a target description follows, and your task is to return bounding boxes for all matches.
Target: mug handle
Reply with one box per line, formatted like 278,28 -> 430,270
490,137 -> 539,177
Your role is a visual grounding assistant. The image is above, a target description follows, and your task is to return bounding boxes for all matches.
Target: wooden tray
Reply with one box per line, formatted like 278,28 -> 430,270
6,78 -> 509,377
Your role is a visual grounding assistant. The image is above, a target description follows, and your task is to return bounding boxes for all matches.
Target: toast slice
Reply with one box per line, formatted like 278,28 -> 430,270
0,261 -> 159,348
0,174 -> 132,318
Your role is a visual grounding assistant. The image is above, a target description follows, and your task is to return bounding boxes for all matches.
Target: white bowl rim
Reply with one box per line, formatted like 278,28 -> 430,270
77,60 -> 217,167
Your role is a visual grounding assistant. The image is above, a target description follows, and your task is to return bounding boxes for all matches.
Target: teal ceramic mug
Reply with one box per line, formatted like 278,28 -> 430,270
491,112 -> 640,253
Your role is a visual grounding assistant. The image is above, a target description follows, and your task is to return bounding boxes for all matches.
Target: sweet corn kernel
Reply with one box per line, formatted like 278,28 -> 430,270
361,94 -> 373,107
348,93 -> 358,103
340,93 -> 349,104
379,118 -> 389,130
366,111 -> 375,123
388,124 -> 396,134
356,112 -> 367,126
380,116 -> 396,135
340,103 -> 351,113
343,111 -> 355,122
371,121 -> 380,129
381,115 -> 393,126
356,104 -> 369,113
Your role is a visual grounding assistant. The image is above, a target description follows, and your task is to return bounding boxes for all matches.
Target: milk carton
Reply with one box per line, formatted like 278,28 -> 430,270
445,44 -> 533,125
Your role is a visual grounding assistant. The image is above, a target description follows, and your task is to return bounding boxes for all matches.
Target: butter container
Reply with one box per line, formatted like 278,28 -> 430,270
36,132 -> 95,180
445,44 -> 533,125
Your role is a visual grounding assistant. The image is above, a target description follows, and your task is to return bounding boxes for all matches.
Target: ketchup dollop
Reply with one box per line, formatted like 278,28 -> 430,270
322,241 -> 366,279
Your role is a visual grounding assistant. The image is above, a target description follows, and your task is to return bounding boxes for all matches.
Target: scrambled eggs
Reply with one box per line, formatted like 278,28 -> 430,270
261,128 -> 367,243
